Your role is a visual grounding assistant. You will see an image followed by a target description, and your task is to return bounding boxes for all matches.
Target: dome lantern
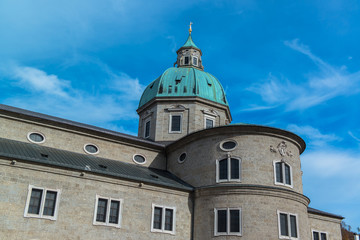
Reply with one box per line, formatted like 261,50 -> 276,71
174,23 -> 204,70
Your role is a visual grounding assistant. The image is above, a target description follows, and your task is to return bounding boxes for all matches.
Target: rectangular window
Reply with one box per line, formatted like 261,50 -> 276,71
214,208 -> 242,236
312,230 -> 328,240
144,120 -> 151,138
151,204 -> 176,234
93,195 -> 122,228
278,211 -> 298,239
169,115 -> 182,133
274,161 -> 293,188
193,56 -> 198,66
24,185 -> 61,220
217,158 -> 241,182
184,56 -> 189,65
205,118 -> 214,129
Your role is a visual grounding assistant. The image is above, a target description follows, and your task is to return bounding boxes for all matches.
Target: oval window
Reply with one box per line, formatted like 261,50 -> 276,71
133,154 -> 146,164
84,144 -> 99,154
178,153 -> 187,163
220,140 -> 237,151
27,132 -> 45,143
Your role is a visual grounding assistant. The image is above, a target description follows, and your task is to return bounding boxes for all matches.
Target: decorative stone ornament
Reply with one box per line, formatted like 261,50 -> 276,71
270,141 -> 293,157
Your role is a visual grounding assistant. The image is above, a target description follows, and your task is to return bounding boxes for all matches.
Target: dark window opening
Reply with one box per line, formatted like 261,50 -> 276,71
184,57 -> 189,65
145,121 -> 150,138
171,115 -> 181,132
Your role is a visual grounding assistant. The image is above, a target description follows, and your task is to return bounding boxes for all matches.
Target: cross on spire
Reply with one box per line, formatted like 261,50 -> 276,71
189,22 -> 193,34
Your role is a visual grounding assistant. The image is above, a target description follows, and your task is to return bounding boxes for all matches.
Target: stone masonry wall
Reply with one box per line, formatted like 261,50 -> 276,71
0,159 -> 192,240
308,213 -> 342,240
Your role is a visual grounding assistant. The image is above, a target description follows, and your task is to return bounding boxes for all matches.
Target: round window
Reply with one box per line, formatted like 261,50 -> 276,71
84,144 -> 99,154
27,132 -> 45,143
220,140 -> 237,151
178,153 -> 187,163
133,154 -> 146,164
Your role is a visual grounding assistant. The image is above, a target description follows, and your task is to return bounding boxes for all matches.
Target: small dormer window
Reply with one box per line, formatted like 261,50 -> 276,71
193,56 -> 198,66
184,57 -> 189,65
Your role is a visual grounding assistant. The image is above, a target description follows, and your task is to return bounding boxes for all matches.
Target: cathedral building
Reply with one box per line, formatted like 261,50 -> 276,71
0,27 -> 343,239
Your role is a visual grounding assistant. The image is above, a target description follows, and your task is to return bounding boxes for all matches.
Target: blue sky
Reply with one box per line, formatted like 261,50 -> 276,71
1,0 -> 359,230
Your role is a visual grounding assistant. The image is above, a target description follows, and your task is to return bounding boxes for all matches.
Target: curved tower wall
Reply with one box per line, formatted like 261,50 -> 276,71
166,125 -> 309,239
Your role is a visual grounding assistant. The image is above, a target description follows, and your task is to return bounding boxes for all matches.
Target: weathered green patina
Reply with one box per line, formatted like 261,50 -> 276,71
181,34 -> 199,49
138,67 -> 228,108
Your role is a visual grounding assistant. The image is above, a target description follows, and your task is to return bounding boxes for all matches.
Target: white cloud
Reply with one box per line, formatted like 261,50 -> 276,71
247,39 -> 360,111
302,149 -> 360,178
287,124 -> 341,147
1,63 -> 142,133
11,66 -> 70,97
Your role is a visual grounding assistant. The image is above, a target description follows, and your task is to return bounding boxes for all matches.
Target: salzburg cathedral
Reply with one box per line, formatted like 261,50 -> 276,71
0,25 -> 343,239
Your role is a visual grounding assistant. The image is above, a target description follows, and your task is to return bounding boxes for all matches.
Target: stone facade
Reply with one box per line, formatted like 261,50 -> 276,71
0,159 -> 192,240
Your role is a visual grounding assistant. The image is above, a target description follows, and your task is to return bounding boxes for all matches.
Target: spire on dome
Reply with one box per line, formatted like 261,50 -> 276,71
181,22 -> 199,49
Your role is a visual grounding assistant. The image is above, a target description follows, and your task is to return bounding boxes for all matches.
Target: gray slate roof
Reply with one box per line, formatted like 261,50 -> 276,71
308,207 -> 344,219
0,137 -> 193,191
0,104 -> 165,149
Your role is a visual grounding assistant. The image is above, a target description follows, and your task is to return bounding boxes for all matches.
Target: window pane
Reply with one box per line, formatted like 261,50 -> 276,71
164,209 -> 173,231
290,215 -> 297,237
285,164 -> 291,185
280,213 -> 288,236
28,189 -> 43,214
217,210 -> 227,233
229,210 -> 240,233
96,199 -> 107,222
321,233 -> 327,240
230,158 -> 240,179
206,119 -> 213,129
171,116 -> 181,132
219,159 -> 228,180
184,57 -> 189,65
313,232 -> 319,240
43,191 -> 57,216
109,200 -> 120,224
145,121 -> 150,138
30,133 -> 44,142
85,144 -> 98,153
193,57 -> 198,66
153,207 -> 162,230
276,162 -> 283,183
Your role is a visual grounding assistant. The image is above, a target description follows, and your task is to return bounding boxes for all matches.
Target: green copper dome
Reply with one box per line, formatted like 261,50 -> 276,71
138,67 -> 228,108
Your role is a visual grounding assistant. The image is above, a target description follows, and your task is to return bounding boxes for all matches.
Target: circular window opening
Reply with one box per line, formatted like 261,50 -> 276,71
27,132 -> 45,144
133,154 -> 146,165
84,144 -> 99,154
220,140 -> 237,151
178,153 -> 187,164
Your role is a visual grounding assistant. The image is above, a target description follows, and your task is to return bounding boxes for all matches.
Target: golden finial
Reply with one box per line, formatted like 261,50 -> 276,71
189,22 -> 193,34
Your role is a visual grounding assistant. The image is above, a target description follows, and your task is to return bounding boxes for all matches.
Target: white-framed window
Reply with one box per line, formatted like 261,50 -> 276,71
84,143 -> 100,155
312,230 -> 328,240
151,204 -> 176,235
24,185 -> 61,221
144,119 -> 151,138
169,114 -> 182,133
273,161 -> 293,188
193,56 -> 198,66
93,195 -> 123,228
216,157 -> 241,182
277,210 -> 299,239
132,154 -> 147,165
27,132 -> 46,144
204,116 -> 215,129
214,208 -> 242,236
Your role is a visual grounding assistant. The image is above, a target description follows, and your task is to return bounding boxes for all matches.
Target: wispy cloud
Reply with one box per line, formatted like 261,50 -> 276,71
302,149 -> 360,178
247,39 -> 360,111
11,66 -> 71,98
0,62 -> 142,133
288,124 -> 341,147
348,131 -> 360,142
